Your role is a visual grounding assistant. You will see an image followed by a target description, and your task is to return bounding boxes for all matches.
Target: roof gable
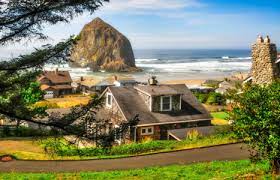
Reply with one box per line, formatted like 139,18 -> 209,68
104,85 -> 211,126
39,71 -> 72,84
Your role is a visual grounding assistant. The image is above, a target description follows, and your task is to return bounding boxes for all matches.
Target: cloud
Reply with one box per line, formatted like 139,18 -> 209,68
101,0 -> 203,12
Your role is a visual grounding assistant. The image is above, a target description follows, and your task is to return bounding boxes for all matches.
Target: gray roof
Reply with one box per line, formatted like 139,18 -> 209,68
106,84 -> 211,126
135,84 -> 186,96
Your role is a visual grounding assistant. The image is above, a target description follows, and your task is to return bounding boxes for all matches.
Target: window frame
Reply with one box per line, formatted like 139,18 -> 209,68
106,92 -> 113,107
160,95 -> 172,111
140,126 -> 154,135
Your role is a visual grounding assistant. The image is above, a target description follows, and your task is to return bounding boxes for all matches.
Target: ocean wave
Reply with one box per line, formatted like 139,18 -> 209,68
136,60 -> 252,73
135,58 -> 159,62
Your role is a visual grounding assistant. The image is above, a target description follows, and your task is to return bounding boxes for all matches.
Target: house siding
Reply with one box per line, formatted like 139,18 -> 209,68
105,90 -> 126,125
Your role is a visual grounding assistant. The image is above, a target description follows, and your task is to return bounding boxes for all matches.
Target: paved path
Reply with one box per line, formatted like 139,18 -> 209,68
0,143 -> 249,173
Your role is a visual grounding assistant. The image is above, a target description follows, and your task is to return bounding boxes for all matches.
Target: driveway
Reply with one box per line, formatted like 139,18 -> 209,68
0,143 -> 249,173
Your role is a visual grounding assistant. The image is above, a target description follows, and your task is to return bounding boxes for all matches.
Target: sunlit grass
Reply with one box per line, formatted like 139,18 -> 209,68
0,160 -> 272,180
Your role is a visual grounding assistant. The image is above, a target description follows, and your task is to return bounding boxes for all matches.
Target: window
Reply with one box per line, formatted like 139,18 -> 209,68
141,127 -> 154,135
161,96 -> 172,111
106,93 -> 113,107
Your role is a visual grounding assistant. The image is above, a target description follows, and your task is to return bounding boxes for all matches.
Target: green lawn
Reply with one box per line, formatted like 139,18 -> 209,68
0,160 -> 273,180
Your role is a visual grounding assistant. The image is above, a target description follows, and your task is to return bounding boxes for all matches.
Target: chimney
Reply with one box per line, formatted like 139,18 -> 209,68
55,68 -> 59,75
80,76 -> 84,81
264,35 -> 271,44
251,35 -> 279,84
114,75 -> 118,81
256,35 -> 264,44
148,76 -> 158,86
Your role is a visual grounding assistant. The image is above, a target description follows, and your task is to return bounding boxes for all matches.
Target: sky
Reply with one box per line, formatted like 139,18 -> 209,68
1,0 -> 280,56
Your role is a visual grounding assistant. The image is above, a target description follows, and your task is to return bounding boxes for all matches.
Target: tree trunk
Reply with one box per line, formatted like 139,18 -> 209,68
272,159 -> 280,175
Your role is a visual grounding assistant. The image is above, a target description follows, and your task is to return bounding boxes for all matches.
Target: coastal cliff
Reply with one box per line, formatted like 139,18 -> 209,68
70,18 -> 138,72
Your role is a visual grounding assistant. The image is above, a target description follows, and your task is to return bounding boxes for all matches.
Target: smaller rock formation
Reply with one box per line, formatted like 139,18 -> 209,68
251,35 -> 280,84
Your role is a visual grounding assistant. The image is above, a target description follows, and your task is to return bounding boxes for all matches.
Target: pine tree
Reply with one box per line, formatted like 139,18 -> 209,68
0,0 -> 139,148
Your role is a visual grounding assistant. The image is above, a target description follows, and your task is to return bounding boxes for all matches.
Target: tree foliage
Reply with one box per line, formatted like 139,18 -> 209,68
230,82 -> 280,174
0,0 -> 140,148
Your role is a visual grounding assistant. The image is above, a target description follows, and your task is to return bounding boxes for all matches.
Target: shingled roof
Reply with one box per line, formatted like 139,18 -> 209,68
39,70 -> 72,84
104,84 -> 211,126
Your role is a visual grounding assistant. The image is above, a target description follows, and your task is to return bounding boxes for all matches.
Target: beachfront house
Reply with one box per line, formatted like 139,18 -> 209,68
99,77 -> 212,142
38,69 -> 73,99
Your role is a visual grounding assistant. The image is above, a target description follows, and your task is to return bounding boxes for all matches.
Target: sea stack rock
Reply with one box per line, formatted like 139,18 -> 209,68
71,17 -> 138,72
251,35 -> 280,84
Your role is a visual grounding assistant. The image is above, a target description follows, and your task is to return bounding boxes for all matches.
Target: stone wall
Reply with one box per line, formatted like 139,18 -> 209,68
251,36 -> 279,84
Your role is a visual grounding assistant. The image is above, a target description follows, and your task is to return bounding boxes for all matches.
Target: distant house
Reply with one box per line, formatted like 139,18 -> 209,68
188,85 -> 215,94
76,77 -> 114,95
113,75 -> 138,87
215,80 -> 235,95
76,76 -> 137,95
38,69 -> 73,99
99,78 -> 212,142
114,79 -> 137,87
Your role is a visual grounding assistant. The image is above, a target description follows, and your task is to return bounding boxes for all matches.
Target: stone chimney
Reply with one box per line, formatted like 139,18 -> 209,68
148,76 -> 158,86
55,68 -> 59,75
114,75 -> 118,81
80,76 -> 84,81
251,35 -> 279,84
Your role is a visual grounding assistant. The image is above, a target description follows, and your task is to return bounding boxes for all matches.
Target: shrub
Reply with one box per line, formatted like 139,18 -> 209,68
198,93 -> 209,103
206,92 -> 226,105
2,126 -> 11,137
186,129 -> 200,140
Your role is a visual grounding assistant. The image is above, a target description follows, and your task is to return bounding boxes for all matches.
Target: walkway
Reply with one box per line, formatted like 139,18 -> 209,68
0,143 -> 249,173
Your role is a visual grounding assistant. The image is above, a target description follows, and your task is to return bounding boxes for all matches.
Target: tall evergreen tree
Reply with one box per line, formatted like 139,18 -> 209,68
0,0 -> 139,148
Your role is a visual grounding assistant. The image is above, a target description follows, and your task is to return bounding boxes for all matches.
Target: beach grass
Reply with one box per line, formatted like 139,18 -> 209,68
0,160 -> 272,180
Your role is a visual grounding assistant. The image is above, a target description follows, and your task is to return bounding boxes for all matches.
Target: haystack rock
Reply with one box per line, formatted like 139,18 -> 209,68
70,17 -> 139,72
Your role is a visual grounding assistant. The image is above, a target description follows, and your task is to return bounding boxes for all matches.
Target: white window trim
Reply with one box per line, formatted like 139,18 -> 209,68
140,126 -> 154,135
160,95 -> 172,111
106,92 -> 113,107
179,95 -> 182,110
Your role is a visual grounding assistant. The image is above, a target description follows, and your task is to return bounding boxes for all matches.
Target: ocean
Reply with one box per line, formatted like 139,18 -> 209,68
43,49 -> 252,82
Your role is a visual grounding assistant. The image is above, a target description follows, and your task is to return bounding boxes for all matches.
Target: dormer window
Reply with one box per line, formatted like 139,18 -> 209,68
161,96 -> 172,111
106,92 -> 113,107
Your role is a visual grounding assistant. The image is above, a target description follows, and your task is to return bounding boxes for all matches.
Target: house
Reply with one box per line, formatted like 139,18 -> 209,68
76,76 -> 137,95
215,80 -> 235,95
188,85 -> 215,94
38,69 -> 73,99
76,77 -> 114,95
113,75 -> 138,87
99,78 -> 212,142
